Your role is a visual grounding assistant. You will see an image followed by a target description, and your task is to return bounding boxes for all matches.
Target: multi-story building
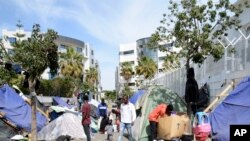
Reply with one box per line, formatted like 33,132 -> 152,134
1,29 -> 102,93
118,42 -> 138,93
116,37 -> 177,94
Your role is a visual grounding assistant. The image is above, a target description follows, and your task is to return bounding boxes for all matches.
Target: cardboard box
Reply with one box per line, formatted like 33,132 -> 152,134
157,112 -> 189,140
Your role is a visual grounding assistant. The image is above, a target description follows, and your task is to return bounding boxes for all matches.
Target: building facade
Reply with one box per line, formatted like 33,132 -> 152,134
1,29 -> 102,94
116,38 -> 177,94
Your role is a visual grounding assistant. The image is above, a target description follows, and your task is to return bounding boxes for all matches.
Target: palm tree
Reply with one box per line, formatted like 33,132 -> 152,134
59,47 -> 85,79
120,62 -> 133,85
136,56 -> 157,83
85,67 -> 98,91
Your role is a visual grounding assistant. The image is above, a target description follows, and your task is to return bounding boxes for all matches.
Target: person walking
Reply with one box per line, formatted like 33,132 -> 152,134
98,98 -> 108,117
148,104 -> 173,141
82,95 -> 91,141
105,119 -> 114,141
98,98 -> 108,133
118,95 -> 136,141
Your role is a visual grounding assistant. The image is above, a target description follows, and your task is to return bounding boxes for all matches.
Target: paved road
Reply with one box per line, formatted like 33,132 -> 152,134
91,131 -> 128,141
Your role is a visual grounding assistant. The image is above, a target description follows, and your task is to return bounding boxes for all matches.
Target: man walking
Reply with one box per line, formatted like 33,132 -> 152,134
82,95 -> 91,141
118,95 -> 136,141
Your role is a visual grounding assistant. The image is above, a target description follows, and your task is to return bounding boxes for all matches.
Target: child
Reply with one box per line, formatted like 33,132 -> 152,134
105,120 -> 114,141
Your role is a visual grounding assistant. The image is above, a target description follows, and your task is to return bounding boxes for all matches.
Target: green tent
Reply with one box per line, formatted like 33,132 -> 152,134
132,85 -> 187,141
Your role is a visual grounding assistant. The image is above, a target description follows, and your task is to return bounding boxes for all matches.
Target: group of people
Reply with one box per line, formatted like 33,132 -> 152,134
81,95 -> 137,141
80,67 -> 209,141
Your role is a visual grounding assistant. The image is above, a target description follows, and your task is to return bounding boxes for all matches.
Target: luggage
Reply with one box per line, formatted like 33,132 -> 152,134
192,112 -> 211,141
157,112 -> 189,140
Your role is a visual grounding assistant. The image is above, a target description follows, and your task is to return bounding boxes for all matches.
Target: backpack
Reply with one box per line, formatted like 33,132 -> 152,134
198,84 -> 210,108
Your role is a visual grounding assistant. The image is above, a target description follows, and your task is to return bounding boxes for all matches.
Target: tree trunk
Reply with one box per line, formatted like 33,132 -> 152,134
28,77 -> 37,141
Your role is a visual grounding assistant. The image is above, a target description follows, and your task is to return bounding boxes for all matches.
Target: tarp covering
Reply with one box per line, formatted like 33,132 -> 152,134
132,86 -> 187,141
209,76 -> 250,141
0,84 -> 47,132
129,90 -> 145,105
89,99 -> 100,108
0,119 -> 18,140
37,113 -> 86,140
53,96 -> 72,109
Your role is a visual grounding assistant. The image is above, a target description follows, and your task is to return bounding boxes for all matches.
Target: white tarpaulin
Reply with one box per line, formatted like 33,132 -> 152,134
37,113 -> 86,140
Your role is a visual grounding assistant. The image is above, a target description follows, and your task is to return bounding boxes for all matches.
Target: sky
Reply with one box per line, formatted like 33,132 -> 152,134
0,0 -> 168,90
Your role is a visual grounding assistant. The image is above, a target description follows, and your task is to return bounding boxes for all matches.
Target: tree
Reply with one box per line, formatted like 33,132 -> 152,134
59,47 -> 86,92
120,62 -> 133,85
37,77 -> 75,97
149,0 -> 248,72
85,67 -> 99,92
13,24 -> 58,141
104,90 -> 116,101
59,47 -> 85,79
136,56 -> 157,82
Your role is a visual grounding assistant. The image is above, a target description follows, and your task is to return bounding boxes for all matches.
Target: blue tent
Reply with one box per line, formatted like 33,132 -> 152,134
209,76 -> 250,141
0,84 -> 47,132
129,90 -> 145,105
53,96 -> 72,109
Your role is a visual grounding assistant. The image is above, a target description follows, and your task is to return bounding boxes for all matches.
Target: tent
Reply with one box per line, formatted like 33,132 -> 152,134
0,84 -> 47,132
209,76 -> 250,141
37,113 -> 86,140
53,96 -> 72,109
129,90 -> 145,105
132,85 -> 187,141
0,118 -> 18,141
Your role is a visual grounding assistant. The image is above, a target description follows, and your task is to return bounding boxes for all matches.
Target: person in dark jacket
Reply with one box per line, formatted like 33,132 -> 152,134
185,67 -> 199,116
98,98 -> 108,117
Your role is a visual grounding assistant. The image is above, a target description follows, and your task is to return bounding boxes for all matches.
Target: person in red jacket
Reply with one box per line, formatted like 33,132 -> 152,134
148,104 -> 173,141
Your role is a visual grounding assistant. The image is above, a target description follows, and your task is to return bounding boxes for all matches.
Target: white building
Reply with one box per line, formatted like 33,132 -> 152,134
118,42 -> 138,93
1,29 -> 101,90
117,38 -> 177,94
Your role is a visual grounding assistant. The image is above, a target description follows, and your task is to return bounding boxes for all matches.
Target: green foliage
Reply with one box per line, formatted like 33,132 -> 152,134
120,62 -> 133,83
85,67 -> 99,92
36,77 -> 74,97
0,67 -> 18,85
149,0 -> 248,70
13,24 -> 59,80
59,47 -> 85,79
136,56 -> 157,80
104,90 -> 116,101
122,85 -> 134,97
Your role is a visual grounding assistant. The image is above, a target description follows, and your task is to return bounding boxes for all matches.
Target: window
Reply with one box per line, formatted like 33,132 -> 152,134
7,37 -> 16,44
85,47 -> 88,56
91,50 -> 94,55
92,59 -> 94,64
129,61 -> 134,65
159,56 -> 166,61
120,50 -> 134,55
76,47 -> 82,53
58,44 -> 67,53
7,49 -> 14,56
128,83 -> 135,86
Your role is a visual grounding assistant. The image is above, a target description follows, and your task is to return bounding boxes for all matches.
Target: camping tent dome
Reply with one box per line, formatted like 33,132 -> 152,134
132,85 -> 187,141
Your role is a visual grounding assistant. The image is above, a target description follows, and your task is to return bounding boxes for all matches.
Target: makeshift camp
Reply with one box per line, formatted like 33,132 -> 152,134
53,96 -> 73,109
129,90 -> 145,105
37,113 -> 86,140
0,118 -> 19,141
0,84 -> 47,132
132,85 -> 187,141
209,76 -> 250,141
158,113 -> 189,140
